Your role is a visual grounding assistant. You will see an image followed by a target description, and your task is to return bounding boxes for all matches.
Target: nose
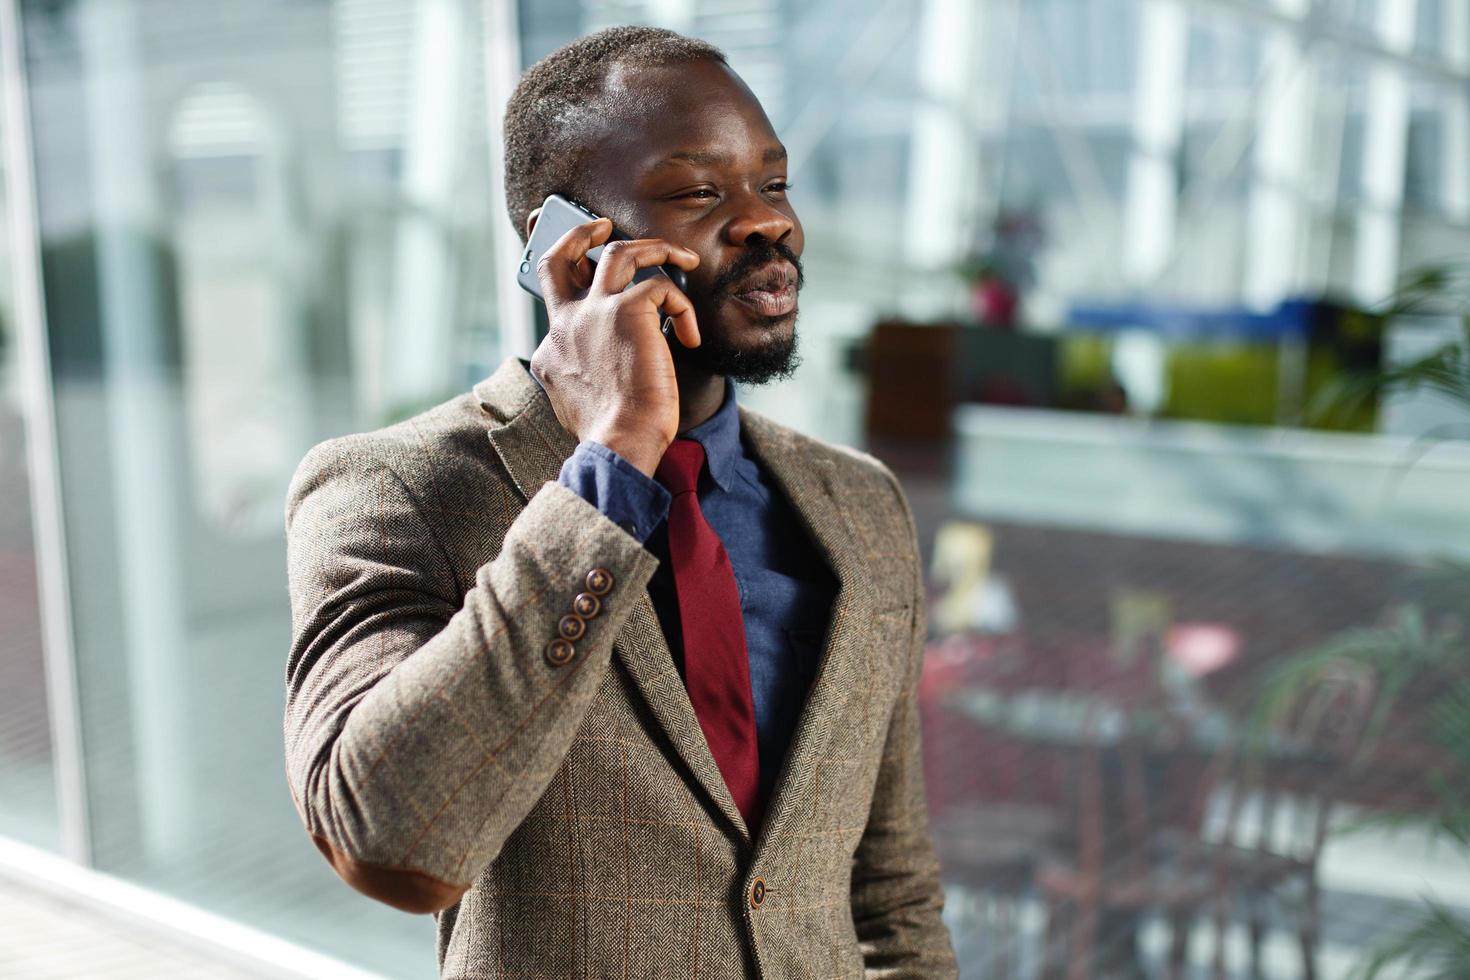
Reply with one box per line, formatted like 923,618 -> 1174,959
724,192 -> 794,247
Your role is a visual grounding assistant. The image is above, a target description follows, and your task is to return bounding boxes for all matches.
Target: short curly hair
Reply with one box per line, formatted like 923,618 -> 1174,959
502,26 -> 727,242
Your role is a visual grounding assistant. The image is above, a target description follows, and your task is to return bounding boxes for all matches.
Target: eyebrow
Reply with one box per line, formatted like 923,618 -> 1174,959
649,146 -> 788,170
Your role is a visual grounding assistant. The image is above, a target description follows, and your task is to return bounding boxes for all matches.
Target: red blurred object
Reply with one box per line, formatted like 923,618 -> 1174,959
970,277 -> 1019,327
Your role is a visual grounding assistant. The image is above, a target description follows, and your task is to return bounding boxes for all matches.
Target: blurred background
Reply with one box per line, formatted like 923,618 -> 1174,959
1,0 -> 1468,977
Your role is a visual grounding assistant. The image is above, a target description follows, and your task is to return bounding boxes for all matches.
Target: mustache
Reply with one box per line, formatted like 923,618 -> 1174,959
707,240 -> 804,298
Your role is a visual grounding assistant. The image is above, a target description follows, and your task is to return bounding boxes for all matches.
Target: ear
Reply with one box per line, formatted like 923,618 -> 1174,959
525,206 -> 542,240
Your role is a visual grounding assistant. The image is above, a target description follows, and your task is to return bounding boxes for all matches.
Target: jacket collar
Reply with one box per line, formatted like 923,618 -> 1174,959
473,357 -> 879,853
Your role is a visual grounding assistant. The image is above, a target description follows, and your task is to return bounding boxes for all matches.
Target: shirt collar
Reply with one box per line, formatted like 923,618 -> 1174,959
522,361 -> 740,492
678,376 -> 740,493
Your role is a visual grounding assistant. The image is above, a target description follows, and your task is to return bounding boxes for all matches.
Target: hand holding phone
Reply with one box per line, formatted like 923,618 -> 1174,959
518,196 -> 690,326
523,196 -> 701,478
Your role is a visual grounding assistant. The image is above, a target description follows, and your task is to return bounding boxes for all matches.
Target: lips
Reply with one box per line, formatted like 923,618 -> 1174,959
730,262 -> 798,318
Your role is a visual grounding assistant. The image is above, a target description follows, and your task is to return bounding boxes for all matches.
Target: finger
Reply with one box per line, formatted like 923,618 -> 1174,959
591,239 -> 700,295
625,277 -> 700,349
537,217 -> 612,307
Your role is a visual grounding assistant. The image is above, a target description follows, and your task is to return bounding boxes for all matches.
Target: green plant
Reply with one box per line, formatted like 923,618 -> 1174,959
1260,261 -> 1470,980
1354,901 -> 1470,980
1310,263 -> 1470,429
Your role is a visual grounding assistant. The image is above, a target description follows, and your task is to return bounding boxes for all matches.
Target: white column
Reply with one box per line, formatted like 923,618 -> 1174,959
387,0 -> 466,411
1443,0 -> 1470,224
1123,0 -> 1190,287
78,0 -> 192,864
1353,0 -> 1418,305
1244,0 -> 1316,310
483,0 -> 534,358
903,0 -> 987,272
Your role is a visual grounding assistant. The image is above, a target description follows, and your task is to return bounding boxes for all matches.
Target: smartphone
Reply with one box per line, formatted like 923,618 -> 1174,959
516,194 -> 689,341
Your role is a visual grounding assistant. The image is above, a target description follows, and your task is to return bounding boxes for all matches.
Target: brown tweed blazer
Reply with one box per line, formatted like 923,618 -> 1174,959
283,356 -> 957,979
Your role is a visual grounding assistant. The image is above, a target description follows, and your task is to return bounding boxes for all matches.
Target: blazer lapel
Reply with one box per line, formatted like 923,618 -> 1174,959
475,359 -> 753,845
738,407 -> 879,859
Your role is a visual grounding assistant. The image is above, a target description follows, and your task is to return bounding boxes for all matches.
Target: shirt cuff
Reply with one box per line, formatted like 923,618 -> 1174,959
557,440 -> 672,543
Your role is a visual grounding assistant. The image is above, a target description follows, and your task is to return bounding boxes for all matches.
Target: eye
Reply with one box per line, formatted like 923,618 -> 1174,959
683,188 -> 718,200
764,180 -> 791,195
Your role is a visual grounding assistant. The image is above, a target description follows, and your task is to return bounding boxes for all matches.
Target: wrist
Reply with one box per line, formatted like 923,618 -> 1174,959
588,427 -> 667,478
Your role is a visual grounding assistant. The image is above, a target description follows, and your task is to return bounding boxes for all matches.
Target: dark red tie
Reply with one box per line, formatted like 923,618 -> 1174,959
655,438 -> 761,829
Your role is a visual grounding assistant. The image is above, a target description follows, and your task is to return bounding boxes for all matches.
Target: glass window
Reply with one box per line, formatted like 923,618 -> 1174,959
19,0 -> 501,973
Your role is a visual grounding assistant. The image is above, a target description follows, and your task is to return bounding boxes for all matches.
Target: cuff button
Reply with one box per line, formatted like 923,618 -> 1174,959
544,638 -> 575,667
586,567 -> 613,596
572,592 -> 601,618
557,614 -> 586,641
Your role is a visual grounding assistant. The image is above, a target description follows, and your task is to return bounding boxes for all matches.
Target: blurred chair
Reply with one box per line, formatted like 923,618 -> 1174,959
930,700 -> 1068,979
1194,658 -> 1378,980
1037,660 -> 1377,980
1037,709 -> 1218,980
936,799 -> 1067,979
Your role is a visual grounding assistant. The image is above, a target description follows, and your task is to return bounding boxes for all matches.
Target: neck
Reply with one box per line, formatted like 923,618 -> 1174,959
675,367 -> 727,433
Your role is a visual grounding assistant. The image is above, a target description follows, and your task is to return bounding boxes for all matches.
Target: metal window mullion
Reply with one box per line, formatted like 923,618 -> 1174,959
387,0 -> 468,411
1443,0 -> 1470,223
0,0 -> 92,866
1197,0 -> 1470,87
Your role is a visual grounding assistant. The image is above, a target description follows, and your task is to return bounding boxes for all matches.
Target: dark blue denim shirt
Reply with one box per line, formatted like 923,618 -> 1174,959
550,372 -> 838,809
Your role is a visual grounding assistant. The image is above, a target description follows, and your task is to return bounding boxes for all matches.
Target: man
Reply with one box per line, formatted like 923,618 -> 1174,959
283,25 -> 956,979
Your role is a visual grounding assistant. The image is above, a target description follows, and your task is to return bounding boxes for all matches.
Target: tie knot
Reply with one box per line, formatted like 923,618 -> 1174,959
654,438 -> 705,495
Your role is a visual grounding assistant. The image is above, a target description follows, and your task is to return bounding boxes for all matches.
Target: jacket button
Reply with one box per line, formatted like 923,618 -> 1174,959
749,877 -> 766,908
557,614 -> 586,641
572,592 -> 601,618
586,567 -> 613,596
544,638 -> 575,667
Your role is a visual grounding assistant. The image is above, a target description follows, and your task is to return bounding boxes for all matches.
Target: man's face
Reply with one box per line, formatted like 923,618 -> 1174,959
582,59 -> 805,385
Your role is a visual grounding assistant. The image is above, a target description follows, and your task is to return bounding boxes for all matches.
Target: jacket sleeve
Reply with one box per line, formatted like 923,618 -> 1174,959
849,468 -> 959,977
282,437 -> 659,914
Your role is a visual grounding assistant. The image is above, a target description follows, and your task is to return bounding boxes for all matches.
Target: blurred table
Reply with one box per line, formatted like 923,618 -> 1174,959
941,684 -> 1320,764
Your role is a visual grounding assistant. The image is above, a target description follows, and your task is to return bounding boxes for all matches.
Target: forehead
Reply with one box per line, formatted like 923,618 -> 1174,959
592,59 -> 782,173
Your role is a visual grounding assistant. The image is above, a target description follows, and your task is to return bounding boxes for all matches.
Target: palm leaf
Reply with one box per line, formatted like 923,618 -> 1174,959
1249,607 -> 1456,756
1352,901 -> 1470,980
1308,262 -> 1470,426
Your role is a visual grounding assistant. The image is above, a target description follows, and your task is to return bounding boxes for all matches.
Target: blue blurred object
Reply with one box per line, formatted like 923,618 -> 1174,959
1067,297 -> 1323,342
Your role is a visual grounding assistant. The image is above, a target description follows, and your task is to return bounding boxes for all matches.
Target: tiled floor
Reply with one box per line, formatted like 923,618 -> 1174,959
0,876 -> 264,979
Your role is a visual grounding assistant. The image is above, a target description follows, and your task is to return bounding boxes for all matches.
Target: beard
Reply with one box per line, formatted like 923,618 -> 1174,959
673,239 -> 804,386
